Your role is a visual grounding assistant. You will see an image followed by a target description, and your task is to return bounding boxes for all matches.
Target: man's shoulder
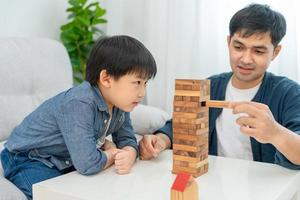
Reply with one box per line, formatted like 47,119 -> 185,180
265,72 -> 300,91
207,72 -> 232,86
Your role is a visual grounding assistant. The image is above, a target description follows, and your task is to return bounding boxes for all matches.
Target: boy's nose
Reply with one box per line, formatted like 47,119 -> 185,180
138,86 -> 146,98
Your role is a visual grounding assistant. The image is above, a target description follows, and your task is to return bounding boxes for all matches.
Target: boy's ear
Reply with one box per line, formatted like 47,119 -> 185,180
99,70 -> 113,88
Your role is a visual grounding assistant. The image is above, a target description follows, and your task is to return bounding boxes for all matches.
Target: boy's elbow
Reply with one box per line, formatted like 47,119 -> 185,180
76,166 -> 100,175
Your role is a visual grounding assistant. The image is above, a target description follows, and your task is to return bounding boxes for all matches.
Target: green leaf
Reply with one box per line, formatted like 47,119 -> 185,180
94,6 -> 106,17
91,18 -> 107,25
61,0 -> 106,85
77,16 -> 90,26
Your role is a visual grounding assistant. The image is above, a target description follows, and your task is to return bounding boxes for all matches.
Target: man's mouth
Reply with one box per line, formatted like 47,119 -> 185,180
237,65 -> 254,73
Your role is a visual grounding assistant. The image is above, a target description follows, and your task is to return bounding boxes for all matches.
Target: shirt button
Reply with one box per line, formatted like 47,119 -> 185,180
104,119 -> 107,124
65,160 -> 70,165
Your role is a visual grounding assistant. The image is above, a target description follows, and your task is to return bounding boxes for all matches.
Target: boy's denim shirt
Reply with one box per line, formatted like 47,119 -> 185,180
4,81 -> 138,175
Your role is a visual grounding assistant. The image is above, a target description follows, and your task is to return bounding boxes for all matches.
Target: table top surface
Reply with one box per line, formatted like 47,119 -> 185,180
33,150 -> 300,200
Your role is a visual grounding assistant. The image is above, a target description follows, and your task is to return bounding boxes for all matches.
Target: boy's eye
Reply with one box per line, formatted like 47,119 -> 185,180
133,81 -> 141,85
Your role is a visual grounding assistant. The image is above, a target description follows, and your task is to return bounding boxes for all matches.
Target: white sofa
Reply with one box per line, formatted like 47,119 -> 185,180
0,37 -> 170,200
0,38 -> 73,200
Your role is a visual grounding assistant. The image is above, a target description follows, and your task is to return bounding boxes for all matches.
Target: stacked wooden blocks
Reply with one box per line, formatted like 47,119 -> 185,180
172,79 -> 210,177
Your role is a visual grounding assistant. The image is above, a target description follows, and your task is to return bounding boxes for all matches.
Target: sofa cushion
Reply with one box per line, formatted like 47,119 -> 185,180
0,178 -> 27,200
130,104 -> 170,136
0,140 -> 27,200
0,38 -> 73,142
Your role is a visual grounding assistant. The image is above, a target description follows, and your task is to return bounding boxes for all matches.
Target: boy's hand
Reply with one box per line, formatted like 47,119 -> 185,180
103,148 -> 120,169
101,139 -> 117,150
114,146 -> 137,174
139,133 -> 171,160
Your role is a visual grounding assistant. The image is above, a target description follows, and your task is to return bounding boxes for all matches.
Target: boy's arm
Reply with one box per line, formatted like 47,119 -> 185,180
111,112 -> 138,174
111,112 -> 139,155
58,100 -> 110,175
114,146 -> 137,174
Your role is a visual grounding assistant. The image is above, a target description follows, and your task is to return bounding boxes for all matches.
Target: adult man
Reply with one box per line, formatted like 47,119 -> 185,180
139,3 -> 300,169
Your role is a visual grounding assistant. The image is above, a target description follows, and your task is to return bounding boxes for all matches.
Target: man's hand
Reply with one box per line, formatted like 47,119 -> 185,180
231,101 -> 282,144
139,133 -> 171,160
231,101 -> 300,165
114,146 -> 137,174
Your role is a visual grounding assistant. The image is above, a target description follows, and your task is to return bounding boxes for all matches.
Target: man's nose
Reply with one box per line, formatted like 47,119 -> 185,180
240,50 -> 253,65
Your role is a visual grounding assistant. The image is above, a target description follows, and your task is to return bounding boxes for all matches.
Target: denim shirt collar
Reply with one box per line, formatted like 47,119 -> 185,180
89,82 -> 109,113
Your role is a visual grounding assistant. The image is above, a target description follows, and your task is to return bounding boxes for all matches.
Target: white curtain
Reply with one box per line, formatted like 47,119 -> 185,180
106,0 -> 300,113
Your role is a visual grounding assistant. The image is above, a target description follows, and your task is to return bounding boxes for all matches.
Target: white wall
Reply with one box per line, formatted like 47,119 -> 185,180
0,0 -> 107,40
0,0 -> 68,40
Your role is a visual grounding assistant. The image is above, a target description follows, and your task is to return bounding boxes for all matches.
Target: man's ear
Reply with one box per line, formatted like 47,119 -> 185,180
99,70 -> 112,88
227,35 -> 231,47
272,45 -> 282,61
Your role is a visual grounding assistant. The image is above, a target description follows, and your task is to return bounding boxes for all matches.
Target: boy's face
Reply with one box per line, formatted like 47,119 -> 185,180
227,31 -> 281,89
100,72 -> 148,112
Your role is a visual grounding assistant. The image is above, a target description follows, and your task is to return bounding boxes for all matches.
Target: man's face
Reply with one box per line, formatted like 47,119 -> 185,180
228,31 -> 281,89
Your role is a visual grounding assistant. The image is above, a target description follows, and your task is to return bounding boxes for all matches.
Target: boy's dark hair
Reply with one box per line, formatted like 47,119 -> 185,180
86,35 -> 157,86
229,4 -> 286,46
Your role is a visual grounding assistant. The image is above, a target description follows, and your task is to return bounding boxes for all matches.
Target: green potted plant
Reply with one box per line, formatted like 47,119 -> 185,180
60,0 -> 107,84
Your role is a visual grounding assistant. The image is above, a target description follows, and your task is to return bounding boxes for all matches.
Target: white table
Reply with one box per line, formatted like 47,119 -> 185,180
33,150 -> 300,200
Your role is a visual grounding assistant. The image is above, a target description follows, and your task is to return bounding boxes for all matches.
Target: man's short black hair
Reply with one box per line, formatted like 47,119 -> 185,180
229,3 -> 286,46
86,35 -> 157,86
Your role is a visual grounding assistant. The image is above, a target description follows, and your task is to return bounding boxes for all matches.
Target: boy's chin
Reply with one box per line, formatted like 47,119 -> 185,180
120,105 -> 136,112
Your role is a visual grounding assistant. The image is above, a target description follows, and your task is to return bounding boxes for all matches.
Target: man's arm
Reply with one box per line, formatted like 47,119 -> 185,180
232,101 -> 300,165
139,120 -> 172,160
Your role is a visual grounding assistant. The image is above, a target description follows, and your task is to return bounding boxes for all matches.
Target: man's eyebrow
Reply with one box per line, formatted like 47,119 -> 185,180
233,39 -> 268,50
253,45 -> 268,50
232,40 -> 244,45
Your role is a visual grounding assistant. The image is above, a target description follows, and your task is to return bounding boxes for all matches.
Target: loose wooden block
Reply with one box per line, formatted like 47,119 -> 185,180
171,172 -> 198,200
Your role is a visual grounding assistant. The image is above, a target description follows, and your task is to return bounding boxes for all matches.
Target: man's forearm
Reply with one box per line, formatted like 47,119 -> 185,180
273,124 -> 300,165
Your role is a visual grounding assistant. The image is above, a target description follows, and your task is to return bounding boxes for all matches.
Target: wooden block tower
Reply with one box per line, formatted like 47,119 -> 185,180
172,79 -> 210,177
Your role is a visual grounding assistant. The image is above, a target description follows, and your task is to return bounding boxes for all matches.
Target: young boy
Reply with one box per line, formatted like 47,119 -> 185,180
1,35 -> 157,199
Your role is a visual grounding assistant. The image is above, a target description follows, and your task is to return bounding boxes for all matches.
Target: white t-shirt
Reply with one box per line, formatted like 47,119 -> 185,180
216,78 -> 261,160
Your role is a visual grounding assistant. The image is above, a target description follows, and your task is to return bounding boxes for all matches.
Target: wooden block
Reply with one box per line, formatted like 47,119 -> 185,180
173,150 -> 206,158
173,127 -> 208,136
203,100 -> 231,108
175,90 -> 201,97
173,133 -> 204,141
172,118 -> 208,125
173,123 -> 203,130
173,154 -> 201,163
173,160 -> 189,168
173,136 -> 208,146
188,158 -> 208,168
173,165 -> 208,178
171,172 -> 198,200
173,144 -> 199,152
174,95 -> 210,102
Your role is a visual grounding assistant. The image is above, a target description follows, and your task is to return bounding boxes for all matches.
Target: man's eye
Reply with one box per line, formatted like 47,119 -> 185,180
234,45 -> 242,50
136,81 -> 141,85
255,50 -> 265,54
